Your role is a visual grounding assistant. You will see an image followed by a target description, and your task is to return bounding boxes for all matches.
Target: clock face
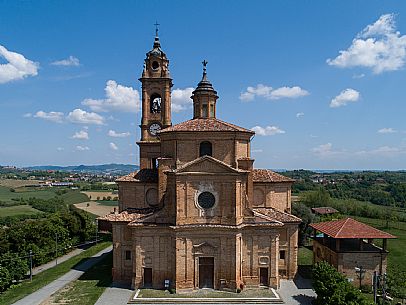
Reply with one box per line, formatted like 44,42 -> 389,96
149,123 -> 162,136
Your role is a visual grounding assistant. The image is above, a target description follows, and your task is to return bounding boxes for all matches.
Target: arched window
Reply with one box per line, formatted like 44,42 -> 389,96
199,141 -> 212,157
150,93 -> 161,113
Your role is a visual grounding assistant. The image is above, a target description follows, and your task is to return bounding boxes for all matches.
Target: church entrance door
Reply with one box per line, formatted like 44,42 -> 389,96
259,268 -> 269,286
198,257 -> 214,288
144,268 -> 152,288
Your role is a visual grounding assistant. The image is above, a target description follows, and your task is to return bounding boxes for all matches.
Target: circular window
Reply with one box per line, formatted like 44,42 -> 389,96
197,192 -> 215,209
146,188 -> 158,206
152,61 -> 159,70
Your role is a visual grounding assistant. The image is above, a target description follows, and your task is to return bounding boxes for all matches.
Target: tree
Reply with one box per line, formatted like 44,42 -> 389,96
313,261 -> 369,305
292,202 -> 314,246
300,187 -> 331,208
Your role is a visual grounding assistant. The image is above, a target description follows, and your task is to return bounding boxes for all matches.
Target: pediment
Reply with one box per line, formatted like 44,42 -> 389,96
192,242 -> 218,255
175,156 -> 243,174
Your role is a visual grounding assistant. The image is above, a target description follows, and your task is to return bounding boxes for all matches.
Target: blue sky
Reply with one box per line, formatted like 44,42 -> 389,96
1,0 -> 405,170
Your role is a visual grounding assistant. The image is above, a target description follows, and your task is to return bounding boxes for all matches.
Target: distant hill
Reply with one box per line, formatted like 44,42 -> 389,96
25,163 -> 139,175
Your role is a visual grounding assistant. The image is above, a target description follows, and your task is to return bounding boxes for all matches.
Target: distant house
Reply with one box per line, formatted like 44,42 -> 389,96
311,207 -> 338,216
310,218 -> 396,286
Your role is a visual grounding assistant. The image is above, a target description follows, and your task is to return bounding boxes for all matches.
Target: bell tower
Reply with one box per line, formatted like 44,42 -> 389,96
137,26 -> 172,169
192,60 -> 218,119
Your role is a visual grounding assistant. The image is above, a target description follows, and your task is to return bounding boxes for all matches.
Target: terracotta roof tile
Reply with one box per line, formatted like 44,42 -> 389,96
116,169 -> 158,183
159,118 -> 254,133
312,207 -> 339,215
253,207 -> 302,223
98,210 -> 153,222
310,218 -> 396,239
253,169 -> 295,183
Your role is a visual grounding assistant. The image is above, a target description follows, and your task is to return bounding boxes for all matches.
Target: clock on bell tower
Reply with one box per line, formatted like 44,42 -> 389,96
137,25 -> 173,169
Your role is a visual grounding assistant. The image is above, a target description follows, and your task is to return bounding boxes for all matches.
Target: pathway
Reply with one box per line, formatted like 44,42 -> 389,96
278,276 -> 316,305
13,245 -> 113,305
95,282 -> 133,305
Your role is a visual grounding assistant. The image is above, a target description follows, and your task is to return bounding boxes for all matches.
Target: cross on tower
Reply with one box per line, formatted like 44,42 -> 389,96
202,60 -> 208,73
154,21 -> 160,36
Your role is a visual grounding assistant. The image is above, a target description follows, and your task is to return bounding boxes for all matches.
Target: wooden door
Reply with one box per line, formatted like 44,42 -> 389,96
144,267 -> 152,287
199,257 -> 214,288
259,267 -> 269,286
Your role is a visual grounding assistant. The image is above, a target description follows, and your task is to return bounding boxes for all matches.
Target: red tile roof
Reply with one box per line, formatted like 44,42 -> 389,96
116,169 -> 158,183
253,169 -> 295,183
98,210 -> 153,222
312,207 -> 339,215
253,207 -> 302,223
310,218 -> 396,239
159,118 -> 254,134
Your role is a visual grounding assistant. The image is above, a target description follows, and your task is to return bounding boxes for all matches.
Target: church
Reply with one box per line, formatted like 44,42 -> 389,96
101,31 -> 301,292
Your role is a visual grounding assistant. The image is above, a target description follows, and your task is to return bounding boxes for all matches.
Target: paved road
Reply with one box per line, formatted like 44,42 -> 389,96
95,282 -> 133,305
278,276 -> 316,305
13,245 -> 113,305
30,248 -> 84,276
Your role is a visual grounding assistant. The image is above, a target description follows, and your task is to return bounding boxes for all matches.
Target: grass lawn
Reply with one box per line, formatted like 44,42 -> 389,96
61,190 -> 89,205
0,205 -> 43,217
137,288 -> 277,298
47,251 -> 112,305
298,246 -> 313,266
0,241 -> 111,305
0,186 -> 89,206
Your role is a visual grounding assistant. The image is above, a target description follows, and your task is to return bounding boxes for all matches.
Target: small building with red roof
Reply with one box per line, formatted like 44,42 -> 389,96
310,217 -> 396,286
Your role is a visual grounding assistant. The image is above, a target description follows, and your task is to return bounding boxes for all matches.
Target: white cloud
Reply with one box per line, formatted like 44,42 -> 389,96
378,127 -> 396,134
327,14 -> 406,74
33,110 -> 64,123
76,145 -> 89,151
71,130 -> 89,140
51,56 -> 80,67
240,84 -> 309,101
23,113 -> 32,118
108,130 -> 130,138
171,87 -> 194,112
0,45 -> 39,84
67,108 -> 104,125
313,143 -> 334,157
109,142 -> 118,150
296,112 -> 304,118
352,73 -> 365,79
252,149 -> 263,153
356,146 -> 404,157
251,125 -> 285,136
56,147 -> 64,151
330,88 -> 360,108
270,86 -> 310,100
82,80 -> 140,113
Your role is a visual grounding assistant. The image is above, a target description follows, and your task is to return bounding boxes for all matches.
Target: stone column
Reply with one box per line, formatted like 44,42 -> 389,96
270,233 -> 279,288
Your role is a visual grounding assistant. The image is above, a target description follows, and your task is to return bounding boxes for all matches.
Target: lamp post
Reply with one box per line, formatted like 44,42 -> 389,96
355,266 -> 365,289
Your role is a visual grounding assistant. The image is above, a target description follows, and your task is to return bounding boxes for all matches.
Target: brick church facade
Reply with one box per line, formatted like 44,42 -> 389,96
101,32 -> 301,292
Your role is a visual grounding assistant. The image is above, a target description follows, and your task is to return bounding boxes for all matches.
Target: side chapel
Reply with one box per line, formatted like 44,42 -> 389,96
101,31 -> 301,292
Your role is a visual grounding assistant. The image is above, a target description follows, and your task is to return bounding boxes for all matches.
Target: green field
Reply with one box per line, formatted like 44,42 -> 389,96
0,205 -> 43,217
0,186 -> 88,205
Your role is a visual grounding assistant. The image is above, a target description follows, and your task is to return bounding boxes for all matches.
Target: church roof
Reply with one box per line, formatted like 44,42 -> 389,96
116,169 -> 158,183
252,169 -> 295,183
253,207 -> 302,223
173,155 -> 247,174
310,217 -> 396,239
98,210 -> 154,222
159,118 -> 254,134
